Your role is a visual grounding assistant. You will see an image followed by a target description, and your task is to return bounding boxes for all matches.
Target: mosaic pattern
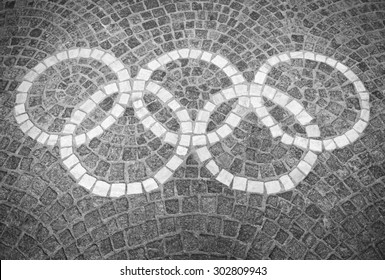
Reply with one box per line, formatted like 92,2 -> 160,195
1,0 -> 385,261
15,48 -> 369,196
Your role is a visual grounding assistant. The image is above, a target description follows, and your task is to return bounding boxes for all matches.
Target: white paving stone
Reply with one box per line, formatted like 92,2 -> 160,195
158,88 -> 173,103
353,120 -> 367,133
119,81 -> 131,92
146,81 -> 161,93
33,63 -> 46,74
158,53 -> 172,65
197,110 -> 210,122
216,169 -> 234,186
110,183 -> 126,197
263,85 -> 277,99
279,175 -> 295,191
189,49 -> 202,59
136,68 -> 152,80
164,132 -> 178,145
111,104 -> 125,118
142,178 -> 158,192
109,60 -> 125,73
194,122 -> 206,134
335,62 -> 348,72
90,90 -> 106,103
254,71 -> 267,84
231,74 -> 245,84
17,81 -> 32,93
15,113 -> 28,124
43,56 -> 59,68
63,154 -> 79,169
56,51 -> 68,61
196,146 -> 211,162
117,69 -> 130,81
179,134 -> 191,147
70,163 -> 87,180
294,136 -> 309,149
304,52 -> 315,60
297,110 -> 313,125
104,83 -> 118,95
303,151 -> 317,166
147,59 -> 162,70
46,135 -> 58,146
334,134 -> 350,148
126,182 -> 143,195
211,55 -> 228,68
203,101 -> 215,112
261,116 -> 275,127
60,135 -> 72,147
180,122 -> 192,133
75,134 -> 86,146
290,51 -> 304,59
166,155 -> 183,171
297,160 -> 312,175
289,168 -> 305,185
168,100 -> 181,111
79,48 -> 92,58
360,109 -> 370,122
150,122 -> 167,137
249,83 -> 262,96
270,124 -> 283,138
101,115 -> 116,129
14,104 -> 26,115
247,180 -> 264,193
212,93 -> 225,105
192,135 -> 206,146
267,56 -> 280,66
24,70 -> 39,82
286,100 -> 303,115
281,133 -> 294,145
309,139 -> 323,153
132,80 -> 145,91
326,58 -> 337,68
176,146 -> 188,156
232,176 -> 247,191
207,132 -> 220,144
206,160 -> 219,175
265,180 -> 282,194
223,65 -> 237,77
91,49 -> 105,60
217,124 -> 232,138
225,113 -> 241,127
168,50 -> 180,60
78,174 -> 97,190
15,93 -> 27,104
278,53 -> 290,62
273,91 -> 290,106
306,124 -> 320,138
255,107 -> 269,118
27,126 -> 41,140
323,139 -> 337,151
68,48 -> 80,58
250,97 -> 263,108
142,116 -> 156,129
201,51 -> 213,62
345,129 -> 360,143
79,99 -> 96,113
315,54 -> 327,63
178,49 -> 190,58
37,132 -> 49,145
86,125 -> 103,139
93,180 -> 110,196
101,53 -> 116,65
20,120 -> 33,133
154,167 -> 173,184
118,93 -> 130,105
63,123 -> 76,134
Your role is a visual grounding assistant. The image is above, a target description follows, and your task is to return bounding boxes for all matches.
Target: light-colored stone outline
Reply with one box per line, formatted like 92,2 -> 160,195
15,48 -> 370,196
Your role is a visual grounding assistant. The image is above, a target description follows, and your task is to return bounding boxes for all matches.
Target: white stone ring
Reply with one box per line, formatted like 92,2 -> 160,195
14,48 -> 370,196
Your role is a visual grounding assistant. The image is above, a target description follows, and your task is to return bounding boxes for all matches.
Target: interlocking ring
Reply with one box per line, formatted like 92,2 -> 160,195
14,48 -> 370,196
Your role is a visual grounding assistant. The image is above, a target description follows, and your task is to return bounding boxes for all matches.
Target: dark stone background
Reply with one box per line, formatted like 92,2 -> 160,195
0,0 -> 384,259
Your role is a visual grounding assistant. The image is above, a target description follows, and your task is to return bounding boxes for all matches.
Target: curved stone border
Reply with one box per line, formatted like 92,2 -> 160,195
15,48 -> 370,196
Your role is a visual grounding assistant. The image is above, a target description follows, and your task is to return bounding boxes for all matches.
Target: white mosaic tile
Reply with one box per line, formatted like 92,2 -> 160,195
206,160 -> 220,175
92,180 -> 110,196
216,169 -> 234,186
154,167 -> 173,184
265,180 -> 281,194
232,176 -> 247,191
110,183 -> 126,197
247,180 -> 264,193
78,174 -> 97,190
196,146 -> 211,162
142,178 -> 158,192
126,182 -> 143,195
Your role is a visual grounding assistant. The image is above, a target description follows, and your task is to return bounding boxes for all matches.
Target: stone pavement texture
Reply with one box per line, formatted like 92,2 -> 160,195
0,0 -> 385,260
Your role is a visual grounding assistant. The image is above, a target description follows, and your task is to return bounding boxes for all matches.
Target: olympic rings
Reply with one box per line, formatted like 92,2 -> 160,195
14,47 -> 370,196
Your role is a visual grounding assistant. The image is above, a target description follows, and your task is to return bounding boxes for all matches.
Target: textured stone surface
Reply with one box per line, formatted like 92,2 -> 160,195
0,0 -> 385,261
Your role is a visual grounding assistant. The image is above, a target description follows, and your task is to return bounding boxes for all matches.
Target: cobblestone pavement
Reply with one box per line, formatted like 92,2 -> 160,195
1,0 -> 385,260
